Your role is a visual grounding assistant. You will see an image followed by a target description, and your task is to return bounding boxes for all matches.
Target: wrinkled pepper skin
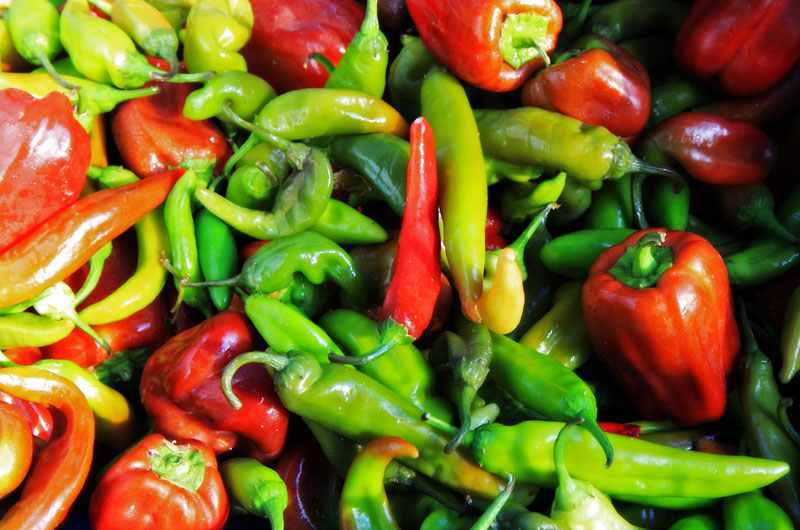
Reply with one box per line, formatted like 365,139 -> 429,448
140,312 -> 289,461
406,0 -> 563,92
242,0 -> 364,94
582,229 -> 740,425
89,433 -> 229,530
0,88 -> 90,254
674,0 -> 800,96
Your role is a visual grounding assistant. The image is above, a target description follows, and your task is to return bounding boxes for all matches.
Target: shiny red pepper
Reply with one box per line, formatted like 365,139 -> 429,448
582,229 -> 740,426
406,0 -> 563,92
110,60 -> 231,177
242,0 -> 365,94
0,88 -> 90,253
641,112 -> 778,186
521,36 -> 651,137
140,312 -> 289,461
674,0 -> 800,96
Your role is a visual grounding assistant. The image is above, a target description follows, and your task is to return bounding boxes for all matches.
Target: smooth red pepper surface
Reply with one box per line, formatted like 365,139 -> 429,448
674,0 -> 800,97
140,312 -> 289,461
0,88 -> 91,254
242,0 -> 364,94
111,67 -> 231,177
406,0 -> 562,92
89,433 -> 229,530
521,39 -> 651,137
582,229 -> 740,426
643,112 -> 778,186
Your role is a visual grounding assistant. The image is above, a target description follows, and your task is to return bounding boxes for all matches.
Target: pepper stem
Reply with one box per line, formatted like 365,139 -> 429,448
505,202 -> 556,280
74,242 -> 113,306
554,419 -> 581,497
420,411 -> 460,438
328,318 -> 414,365
445,390 -> 474,454
224,132 -> 261,176
361,0 -> 380,36
469,473 -> 515,530
778,397 -> 800,448
628,157 -> 685,194
149,440 -> 207,493
631,232 -> 665,278
631,174 -> 649,229
577,412 -> 614,467
305,53 -> 335,74
222,350 -> 289,409
221,102 -> 309,168
162,70 -> 215,83
40,54 -> 80,91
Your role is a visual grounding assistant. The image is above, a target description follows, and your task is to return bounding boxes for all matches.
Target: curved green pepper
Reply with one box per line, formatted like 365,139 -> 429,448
225,164 -> 280,210
0,313 -> 74,349
7,0 -> 66,83
310,199 -> 388,245
539,228 -> 636,279
582,174 -> 633,229
500,172 -> 566,223
387,35 -> 437,122
220,457 -> 288,530
184,71 -> 277,122
183,0 -> 253,74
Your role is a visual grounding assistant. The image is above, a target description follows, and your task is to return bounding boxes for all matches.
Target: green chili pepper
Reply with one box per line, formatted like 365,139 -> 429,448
738,301 -> 800,527
195,209 -> 238,312
423,68 -> 487,322
311,199 -> 388,245
183,0 -> 253,74
74,241 -> 113,308
274,274 -> 332,319
324,0 -> 388,98
111,0 -> 180,75
0,313 -> 74,349
632,139 -> 690,230
319,309 -> 454,423
0,18 -> 26,73
221,349 -> 508,501
225,164 -> 279,210
420,508 -> 472,530
486,330 -> 614,467
582,174 -> 633,229
551,176 -> 595,226
473,107 -> 682,185
500,173 -> 566,223
723,491 -> 793,530
184,71 -> 277,122
485,157 -> 546,186
328,133 -> 409,217
649,75 -> 715,127
667,514 -> 720,530
220,458 -> 288,530
588,0 -> 689,42
7,0 -> 72,87
33,282 -> 111,352
468,420 -> 789,501
387,34 -> 437,122
685,214 -> 743,256
539,228 -> 636,279
780,285 -> 800,384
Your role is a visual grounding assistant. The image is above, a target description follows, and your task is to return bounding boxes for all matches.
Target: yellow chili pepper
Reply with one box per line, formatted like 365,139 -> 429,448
477,248 -> 524,334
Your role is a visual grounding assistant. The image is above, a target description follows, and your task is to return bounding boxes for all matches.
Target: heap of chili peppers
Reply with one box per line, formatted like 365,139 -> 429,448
0,0 -> 799,529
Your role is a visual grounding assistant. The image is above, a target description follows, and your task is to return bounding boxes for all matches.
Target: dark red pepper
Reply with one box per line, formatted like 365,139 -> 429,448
242,0 -> 365,94
140,312 -> 289,462
0,88 -> 90,253
674,0 -> 800,96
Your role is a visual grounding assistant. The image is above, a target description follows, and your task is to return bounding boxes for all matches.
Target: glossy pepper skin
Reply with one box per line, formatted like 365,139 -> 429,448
406,0 -> 563,92
0,88 -> 90,254
89,433 -> 229,530
183,0 -> 253,75
582,229 -> 740,425
219,458 -> 288,530
242,0 -> 364,93
0,400 -> 33,500
521,35 -> 651,137
674,0 -> 800,96
140,312 -> 289,461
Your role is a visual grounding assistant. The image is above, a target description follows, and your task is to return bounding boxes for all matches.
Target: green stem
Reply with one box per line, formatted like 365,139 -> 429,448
328,318 -> 413,365
529,38 -> 551,69
420,411 -> 460,438
507,202 -> 556,279
631,174 -> 649,229
40,54 -> 80,91
631,232 -> 665,278
221,350 -> 289,409
221,102 -> 308,168
628,157 -> 685,193
224,132 -> 261,176
445,390 -> 474,454
74,241 -> 113,306
778,397 -> 800,448
305,53 -> 335,74
164,70 -> 215,83
577,412 -> 614,468
362,0 -> 380,35
469,473 -> 515,530
554,419 -> 581,496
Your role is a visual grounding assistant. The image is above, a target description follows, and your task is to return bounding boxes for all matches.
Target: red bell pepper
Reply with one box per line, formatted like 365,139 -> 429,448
674,0 -> 800,97
89,433 -> 229,530
582,229 -> 741,426
0,88 -> 90,253
110,59 -> 231,178
140,312 -> 289,461
640,112 -> 778,186
406,0 -> 563,92
521,36 -> 651,137
242,0 -> 365,94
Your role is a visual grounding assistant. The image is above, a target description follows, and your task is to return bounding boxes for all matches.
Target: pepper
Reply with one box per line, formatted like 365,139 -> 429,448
0,366 -> 94,530
339,436 -> 419,530
738,302 -> 800,527
587,0 -> 689,42
582,230 -> 740,425
507,224 -> 557,341
0,400 -> 33,499
476,248 -> 525,334
668,514 -> 721,530
641,112 -> 778,186
723,492 -> 794,530
195,209 -> 238,312
406,0 -> 563,92
7,0 -> 68,85
0,18 -> 26,73
0,170 -> 179,308
183,0 -> 253,75
674,0 -> 800,97
140,311 -> 289,461
500,173 -> 566,223
583,174 -> 633,229
111,0 -> 180,74
519,281 -> 593,370
387,34 -> 437,121
522,35 -> 651,137
0,88 -> 90,254
648,75 -> 715,127
781,286 -> 800,383
220,457 -> 288,530
222,349 -> 508,500
184,70 -> 277,122
539,227 -> 636,280
423,69 -> 487,321
310,199 -> 388,245
89,433 -> 229,530
242,0 -> 364,93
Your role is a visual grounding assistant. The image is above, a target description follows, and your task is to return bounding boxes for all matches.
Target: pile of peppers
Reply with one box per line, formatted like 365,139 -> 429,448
1,0 -> 799,528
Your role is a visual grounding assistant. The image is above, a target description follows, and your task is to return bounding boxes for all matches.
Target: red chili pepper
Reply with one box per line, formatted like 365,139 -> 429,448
110,59 -> 231,177
140,312 -> 289,461
1,347 -> 43,366
89,433 -> 229,530
378,117 -> 440,340
674,0 -> 800,96
0,88 -> 91,253
641,112 -> 778,186
598,422 -> 642,439
582,229 -> 740,426
406,0 -> 563,92
0,169 -> 182,308
521,37 -> 651,137
242,0 -> 365,94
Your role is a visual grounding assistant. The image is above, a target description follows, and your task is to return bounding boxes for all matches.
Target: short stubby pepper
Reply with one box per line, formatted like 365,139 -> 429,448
582,229 -> 741,425
140,312 -> 290,461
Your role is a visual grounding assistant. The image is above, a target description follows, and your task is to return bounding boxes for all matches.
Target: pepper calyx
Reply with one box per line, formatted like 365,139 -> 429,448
148,440 -> 206,493
498,12 -> 551,70
609,231 -> 673,289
